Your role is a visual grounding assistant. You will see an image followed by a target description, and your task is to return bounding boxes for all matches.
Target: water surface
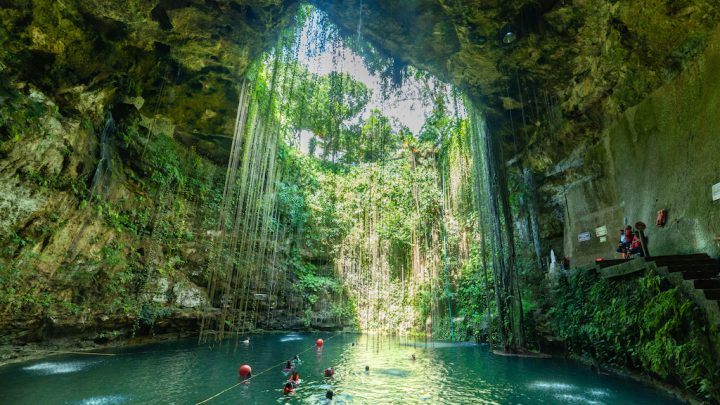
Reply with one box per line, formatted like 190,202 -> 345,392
0,333 -> 683,404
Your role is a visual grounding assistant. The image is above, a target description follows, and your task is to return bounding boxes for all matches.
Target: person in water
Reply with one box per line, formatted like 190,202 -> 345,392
240,371 -> 252,384
324,367 -> 335,377
289,371 -> 301,387
283,382 -> 294,395
364,365 -> 369,373
282,361 -> 293,375
411,354 -> 416,361
292,354 -> 301,365
325,390 -> 334,403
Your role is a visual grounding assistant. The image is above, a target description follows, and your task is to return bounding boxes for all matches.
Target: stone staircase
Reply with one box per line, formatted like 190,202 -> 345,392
646,254 -> 720,302
596,253 -> 720,324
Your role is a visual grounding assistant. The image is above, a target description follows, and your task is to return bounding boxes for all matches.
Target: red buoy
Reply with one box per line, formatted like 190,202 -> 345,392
239,364 -> 252,378
316,338 -> 324,348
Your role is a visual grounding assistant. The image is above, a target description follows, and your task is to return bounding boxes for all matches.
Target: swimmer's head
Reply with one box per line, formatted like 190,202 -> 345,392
326,390 -> 334,399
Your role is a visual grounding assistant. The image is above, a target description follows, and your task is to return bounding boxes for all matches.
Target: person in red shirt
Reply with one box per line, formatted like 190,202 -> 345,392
283,382 -> 294,395
289,371 -> 301,387
629,231 -> 644,257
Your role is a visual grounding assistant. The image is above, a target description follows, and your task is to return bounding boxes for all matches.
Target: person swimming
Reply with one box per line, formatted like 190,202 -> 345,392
292,354 -> 302,366
411,354 -> 416,361
282,361 -> 293,375
283,382 -> 294,395
324,367 -> 335,377
324,389 -> 334,403
364,365 -> 369,373
240,371 -> 251,384
288,371 -> 301,387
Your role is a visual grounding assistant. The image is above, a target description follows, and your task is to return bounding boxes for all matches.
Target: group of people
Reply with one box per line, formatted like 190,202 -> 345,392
282,355 -> 303,395
280,354 -> 335,402
616,225 -> 644,258
244,343 -> 416,402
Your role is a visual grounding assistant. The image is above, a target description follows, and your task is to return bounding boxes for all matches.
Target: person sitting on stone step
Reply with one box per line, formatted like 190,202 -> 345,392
628,231 -> 644,257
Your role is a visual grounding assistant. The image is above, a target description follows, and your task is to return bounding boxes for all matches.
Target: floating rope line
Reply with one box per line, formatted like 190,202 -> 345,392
195,333 -> 342,404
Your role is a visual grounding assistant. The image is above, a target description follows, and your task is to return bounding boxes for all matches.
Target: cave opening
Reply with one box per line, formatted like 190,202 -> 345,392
199,5 -> 503,345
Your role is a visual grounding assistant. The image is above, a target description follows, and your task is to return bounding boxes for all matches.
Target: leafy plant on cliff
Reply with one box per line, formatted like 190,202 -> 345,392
550,268 -> 720,401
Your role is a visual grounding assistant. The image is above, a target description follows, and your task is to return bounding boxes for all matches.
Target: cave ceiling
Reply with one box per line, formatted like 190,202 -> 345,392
1,0 -> 718,168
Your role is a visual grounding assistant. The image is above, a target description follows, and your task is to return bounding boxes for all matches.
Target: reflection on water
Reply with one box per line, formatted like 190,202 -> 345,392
70,395 -> 129,405
529,381 -> 577,390
0,334 -> 682,405
22,361 -> 98,375
279,334 -> 305,342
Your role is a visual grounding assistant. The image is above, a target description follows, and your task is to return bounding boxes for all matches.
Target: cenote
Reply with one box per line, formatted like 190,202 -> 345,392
2,1 -> 720,404
0,333 -> 683,404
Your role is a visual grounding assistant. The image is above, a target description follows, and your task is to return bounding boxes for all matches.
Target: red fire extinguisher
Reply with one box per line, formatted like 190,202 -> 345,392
656,209 -> 667,227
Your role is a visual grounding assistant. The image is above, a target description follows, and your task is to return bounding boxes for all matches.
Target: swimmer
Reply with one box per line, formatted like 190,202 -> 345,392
325,389 -> 334,403
240,371 -> 251,384
283,382 -> 294,395
324,367 -> 335,377
292,354 -> 302,365
364,365 -> 370,373
288,371 -> 301,387
411,354 -> 416,361
282,361 -> 293,374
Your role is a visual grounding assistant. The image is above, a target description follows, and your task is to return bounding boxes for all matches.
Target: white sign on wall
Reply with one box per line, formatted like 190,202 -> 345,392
578,232 -> 592,242
713,182 -> 720,201
595,225 -> 608,237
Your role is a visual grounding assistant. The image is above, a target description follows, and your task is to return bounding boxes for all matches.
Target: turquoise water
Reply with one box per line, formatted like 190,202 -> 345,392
0,333 -> 683,404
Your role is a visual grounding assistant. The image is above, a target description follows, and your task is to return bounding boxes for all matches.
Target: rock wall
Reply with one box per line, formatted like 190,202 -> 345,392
0,0 -> 354,347
561,26 -> 720,265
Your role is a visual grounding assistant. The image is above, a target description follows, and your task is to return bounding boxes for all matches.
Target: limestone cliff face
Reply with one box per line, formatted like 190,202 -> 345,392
0,0 -> 354,346
0,0 -> 301,157
561,25 -> 720,264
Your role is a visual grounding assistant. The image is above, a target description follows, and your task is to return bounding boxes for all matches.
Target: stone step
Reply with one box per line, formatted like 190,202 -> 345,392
596,259 -> 631,268
704,289 -> 720,301
650,256 -> 715,265
694,279 -> 720,290
681,270 -> 719,280
649,253 -> 713,261
666,263 -> 718,273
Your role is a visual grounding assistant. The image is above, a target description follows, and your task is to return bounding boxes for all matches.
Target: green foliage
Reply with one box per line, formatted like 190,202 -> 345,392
550,268 -> 720,402
139,302 -> 172,327
0,83 -> 51,152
